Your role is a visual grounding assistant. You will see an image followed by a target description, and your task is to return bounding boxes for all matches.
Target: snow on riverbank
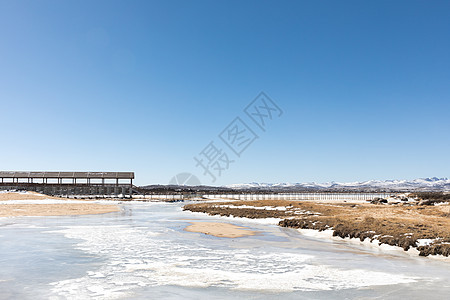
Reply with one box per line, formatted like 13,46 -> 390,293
296,228 -> 450,262
184,210 -> 283,225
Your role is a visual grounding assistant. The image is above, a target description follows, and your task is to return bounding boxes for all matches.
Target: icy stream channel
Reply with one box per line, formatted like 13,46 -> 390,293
0,201 -> 449,299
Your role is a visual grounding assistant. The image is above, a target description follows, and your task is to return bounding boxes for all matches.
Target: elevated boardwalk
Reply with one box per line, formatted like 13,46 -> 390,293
0,171 -> 135,197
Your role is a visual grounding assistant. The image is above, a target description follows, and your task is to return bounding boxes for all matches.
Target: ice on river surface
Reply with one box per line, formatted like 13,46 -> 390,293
1,201 -> 449,299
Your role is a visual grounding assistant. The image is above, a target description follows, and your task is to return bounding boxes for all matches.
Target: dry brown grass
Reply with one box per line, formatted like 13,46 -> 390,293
184,200 -> 450,256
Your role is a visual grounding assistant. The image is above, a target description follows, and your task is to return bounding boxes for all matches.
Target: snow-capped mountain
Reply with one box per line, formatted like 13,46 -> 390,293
226,177 -> 450,192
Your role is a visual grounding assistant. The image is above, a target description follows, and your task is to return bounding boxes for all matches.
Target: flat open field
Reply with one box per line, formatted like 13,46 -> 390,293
184,200 -> 450,257
0,191 -> 62,201
0,192 -> 119,217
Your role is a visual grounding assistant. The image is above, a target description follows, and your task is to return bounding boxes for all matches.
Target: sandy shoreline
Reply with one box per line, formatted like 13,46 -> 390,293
0,192 -> 119,217
0,191 -> 63,201
184,221 -> 257,238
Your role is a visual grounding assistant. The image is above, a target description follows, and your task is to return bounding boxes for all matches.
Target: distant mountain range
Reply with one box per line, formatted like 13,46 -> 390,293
139,177 -> 450,193
226,177 -> 450,192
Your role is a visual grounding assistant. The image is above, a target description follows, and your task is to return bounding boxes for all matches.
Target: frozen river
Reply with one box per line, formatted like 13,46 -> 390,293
0,201 -> 449,299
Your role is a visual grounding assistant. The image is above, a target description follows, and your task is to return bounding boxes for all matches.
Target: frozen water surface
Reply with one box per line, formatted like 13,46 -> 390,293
0,201 -> 449,299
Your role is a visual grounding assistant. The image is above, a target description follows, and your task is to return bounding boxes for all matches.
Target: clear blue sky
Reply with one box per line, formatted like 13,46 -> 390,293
1,0 -> 449,186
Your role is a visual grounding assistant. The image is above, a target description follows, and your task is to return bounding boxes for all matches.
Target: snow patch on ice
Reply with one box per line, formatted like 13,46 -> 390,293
49,225 -> 417,298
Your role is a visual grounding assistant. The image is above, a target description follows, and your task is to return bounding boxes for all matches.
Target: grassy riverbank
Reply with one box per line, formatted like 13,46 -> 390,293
183,200 -> 450,257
